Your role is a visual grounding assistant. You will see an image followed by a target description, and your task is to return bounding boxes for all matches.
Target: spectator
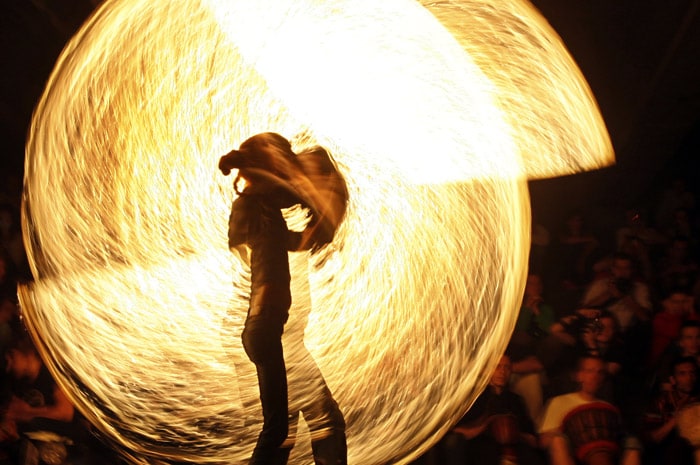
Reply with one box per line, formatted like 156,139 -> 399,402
509,273 -> 556,422
0,204 -> 28,281
0,297 -> 18,351
552,211 -> 599,295
448,354 -> 544,465
642,356 -> 698,465
0,254 -> 17,303
583,311 -> 627,403
651,320 -> 700,393
1,336 -> 91,465
649,287 -> 696,367
655,178 -> 695,232
539,355 -> 641,465
677,320 -> 700,365
581,252 -> 652,333
530,219 -> 551,276
615,207 -> 664,281
545,306 -> 603,397
657,236 -> 699,296
663,208 -> 696,243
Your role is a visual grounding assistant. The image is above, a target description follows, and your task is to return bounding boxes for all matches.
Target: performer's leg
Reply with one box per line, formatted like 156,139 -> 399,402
311,432 -> 347,465
242,315 -> 291,465
294,350 -> 347,465
310,410 -> 347,465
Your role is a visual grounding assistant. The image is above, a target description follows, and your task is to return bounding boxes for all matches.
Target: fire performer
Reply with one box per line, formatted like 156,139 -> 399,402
219,132 -> 348,465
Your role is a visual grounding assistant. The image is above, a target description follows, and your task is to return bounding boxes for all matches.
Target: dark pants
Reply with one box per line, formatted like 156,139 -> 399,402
242,314 -> 290,465
242,311 -> 347,465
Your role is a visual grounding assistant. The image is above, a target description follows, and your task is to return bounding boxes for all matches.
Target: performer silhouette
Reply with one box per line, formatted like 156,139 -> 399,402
219,133 -> 347,465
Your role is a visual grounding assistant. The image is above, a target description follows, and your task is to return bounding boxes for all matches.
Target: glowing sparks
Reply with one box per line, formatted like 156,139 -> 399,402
20,0 -> 612,464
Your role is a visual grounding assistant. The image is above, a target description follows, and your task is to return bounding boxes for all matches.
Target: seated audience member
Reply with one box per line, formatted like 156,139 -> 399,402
509,273 -> 555,422
649,287 -> 695,367
657,236 -> 699,296
0,254 -> 17,304
555,212 -> 600,289
677,320 -> 700,365
581,253 -> 653,377
581,252 -> 652,333
539,355 -> 641,465
529,220 -> 551,276
514,274 -> 557,339
545,306 -> 603,397
614,208 -> 664,282
0,204 -> 29,281
651,320 -> 700,393
642,356 -> 698,465
662,208 -> 696,244
0,297 -> 18,351
654,178 -> 695,234
580,311 -> 627,403
1,336 -> 92,464
448,354 -> 544,465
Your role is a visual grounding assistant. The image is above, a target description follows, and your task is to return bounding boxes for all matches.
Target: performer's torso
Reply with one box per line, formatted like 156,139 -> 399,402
229,194 -> 292,313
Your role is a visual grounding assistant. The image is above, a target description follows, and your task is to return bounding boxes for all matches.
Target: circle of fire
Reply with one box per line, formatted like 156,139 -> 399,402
20,0 -> 612,464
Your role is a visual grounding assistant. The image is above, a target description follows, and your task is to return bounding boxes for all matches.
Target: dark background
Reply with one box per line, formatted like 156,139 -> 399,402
1,0 -> 699,230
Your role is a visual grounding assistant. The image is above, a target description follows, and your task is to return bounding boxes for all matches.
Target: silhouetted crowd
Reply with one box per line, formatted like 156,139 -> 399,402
1,172 -> 699,464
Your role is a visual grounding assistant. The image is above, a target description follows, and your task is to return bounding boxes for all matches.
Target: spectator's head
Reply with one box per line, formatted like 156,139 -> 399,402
672,208 -> 690,226
595,310 -> 618,346
0,298 -> 15,324
524,273 -> 543,298
678,320 -> 700,357
661,287 -> 693,316
610,252 -> 634,279
670,356 -> 698,395
0,203 -> 18,238
575,355 -> 606,397
565,212 -> 585,235
667,236 -> 692,261
4,336 -> 41,381
489,354 -> 512,393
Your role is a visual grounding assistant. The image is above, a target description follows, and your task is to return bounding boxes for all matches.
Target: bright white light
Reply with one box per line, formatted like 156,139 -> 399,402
20,0 -> 612,464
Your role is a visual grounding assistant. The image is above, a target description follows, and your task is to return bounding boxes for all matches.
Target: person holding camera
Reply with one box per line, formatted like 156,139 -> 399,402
581,252 -> 651,333
581,253 -> 657,426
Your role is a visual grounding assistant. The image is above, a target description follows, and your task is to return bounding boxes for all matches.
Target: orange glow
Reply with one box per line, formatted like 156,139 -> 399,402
20,0 -> 612,463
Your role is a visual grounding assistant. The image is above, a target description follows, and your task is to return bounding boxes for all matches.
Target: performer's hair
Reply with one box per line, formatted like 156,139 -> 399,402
220,133 -> 349,250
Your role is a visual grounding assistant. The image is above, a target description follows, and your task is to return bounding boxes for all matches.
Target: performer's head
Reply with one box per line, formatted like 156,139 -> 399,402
220,132 -> 303,207
220,132 -> 299,176
219,132 -> 349,247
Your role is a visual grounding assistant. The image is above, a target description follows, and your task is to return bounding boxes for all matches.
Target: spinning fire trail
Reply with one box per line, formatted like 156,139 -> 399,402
20,0 -> 612,464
